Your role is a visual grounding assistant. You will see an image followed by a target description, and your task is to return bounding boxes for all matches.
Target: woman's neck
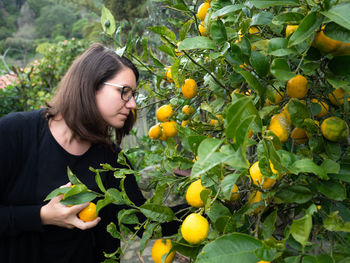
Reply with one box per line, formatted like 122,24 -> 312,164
48,115 -> 91,156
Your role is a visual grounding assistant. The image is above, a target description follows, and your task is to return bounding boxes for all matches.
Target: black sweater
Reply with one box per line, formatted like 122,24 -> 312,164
0,109 -> 148,263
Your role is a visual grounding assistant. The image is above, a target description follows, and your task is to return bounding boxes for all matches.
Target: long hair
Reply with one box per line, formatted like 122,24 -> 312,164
46,43 -> 139,146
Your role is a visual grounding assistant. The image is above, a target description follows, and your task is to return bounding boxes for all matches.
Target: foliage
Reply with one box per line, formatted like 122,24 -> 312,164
0,38 -> 89,116
49,0 -> 350,262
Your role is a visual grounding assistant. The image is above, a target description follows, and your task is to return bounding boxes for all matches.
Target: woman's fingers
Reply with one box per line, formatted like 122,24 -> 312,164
74,216 -> 101,230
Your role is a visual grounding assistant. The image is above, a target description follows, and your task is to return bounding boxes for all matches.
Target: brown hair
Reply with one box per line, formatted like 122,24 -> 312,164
46,43 -> 139,146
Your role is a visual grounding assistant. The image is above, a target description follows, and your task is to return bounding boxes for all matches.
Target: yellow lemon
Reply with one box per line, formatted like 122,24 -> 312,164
186,179 -> 205,207
249,161 -> 277,190
149,124 -> 162,139
182,105 -> 195,115
199,21 -> 207,36
328,88 -> 350,106
151,239 -> 176,263
311,98 -> 329,118
268,113 -> 291,142
321,117 -> 349,142
161,121 -> 178,138
285,25 -> 298,37
156,104 -> 173,122
286,75 -> 308,99
181,79 -> 198,99
291,127 -> 308,145
165,67 -> 173,82
181,213 -> 209,244
78,202 -> 98,222
197,2 -> 210,21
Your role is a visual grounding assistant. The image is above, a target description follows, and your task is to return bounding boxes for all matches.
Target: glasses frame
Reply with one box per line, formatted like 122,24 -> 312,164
104,82 -> 138,102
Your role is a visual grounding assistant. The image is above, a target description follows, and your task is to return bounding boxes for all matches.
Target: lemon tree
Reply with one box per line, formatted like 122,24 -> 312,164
74,1 -> 350,262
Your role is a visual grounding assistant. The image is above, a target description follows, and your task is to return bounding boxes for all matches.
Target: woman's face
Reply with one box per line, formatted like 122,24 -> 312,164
96,67 -> 137,128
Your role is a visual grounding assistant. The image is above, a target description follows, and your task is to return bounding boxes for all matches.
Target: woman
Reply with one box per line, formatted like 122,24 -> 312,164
0,43 -> 149,262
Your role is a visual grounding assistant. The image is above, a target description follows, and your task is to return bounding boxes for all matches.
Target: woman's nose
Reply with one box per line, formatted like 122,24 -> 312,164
126,96 -> 137,109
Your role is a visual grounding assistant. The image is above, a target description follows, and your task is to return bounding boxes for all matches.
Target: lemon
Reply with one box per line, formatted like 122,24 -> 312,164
181,79 -> 198,99
268,113 -> 291,142
186,179 -> 205,207
328,88 -> 350,106
249,27 -> 259,35
149,124 -> 162,140
285,25 -> 298,37
321,117 -> 349,142
291,127 -> 308,145
161,121 -> 178,138
165,67 -> 173,82
197,2 -> 210,21
311,98 -> 329,118
156,104 -> 173,122
182,105 -> 195,115
78,202 -> 98,222
230,184 -> 239,201
286,75 -> 308,99
249,161 -> 277,190
199,22 -> 207,36
151,239 -> 176,263
181,213 -> 209,244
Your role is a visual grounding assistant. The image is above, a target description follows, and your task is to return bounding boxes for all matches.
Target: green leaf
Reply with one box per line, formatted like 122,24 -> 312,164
178,37 -> 218,51
317,180 -> 346,201
96,194 -> 114,214
290,158 -> 329,180
272,12 -> 304,26
221,145 -> 250,169
44,187 -> 70,201
106,222 -> 121,239
211,4 -> 245,19
250,51 -> 270,76
140,204 -> 175,223
268,38 -> 296,56
251,0 -> 299,9
330,164 -> 350,183
118,209 -> 139,225
324,22 -> 350,43
321,159 -> 340,174
221,173 -> 241,200
210,20 -> 227,45
251,11 -> 274,26
148,26 -> 176,42
291,214 -> 312,247
139,222 -> 157,254
321,3 -> 350,31
238,70 -> 265,97
179,19 -> 193,41
107,188 -> 125,204
101,5 -> 116,37
225,97 -> 252,139
270,58 -> 296,81
67,167 -> 82,185
148,183 -> 167,205
207,201 -> 232,223
324,211 -> 350,233
262,210 -> 277,239
275,185 -> 313,204
191,138 -> 230,178
286,98 -> 311,127
288,12 -> 323,46
196,233 -> 262,262
60,192 -> 97,206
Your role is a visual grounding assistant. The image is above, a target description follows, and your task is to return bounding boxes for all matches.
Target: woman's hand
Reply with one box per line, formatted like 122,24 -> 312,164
40,182 -> 101,230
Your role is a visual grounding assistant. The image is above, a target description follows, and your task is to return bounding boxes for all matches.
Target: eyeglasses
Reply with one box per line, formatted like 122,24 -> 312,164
104,82 -> 138,102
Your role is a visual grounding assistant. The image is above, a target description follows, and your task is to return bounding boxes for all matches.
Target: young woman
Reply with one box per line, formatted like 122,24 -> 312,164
0,43 -> 152,262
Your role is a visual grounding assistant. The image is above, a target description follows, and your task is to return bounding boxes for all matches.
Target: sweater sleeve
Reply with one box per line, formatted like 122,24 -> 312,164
0,112 -> 44,236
